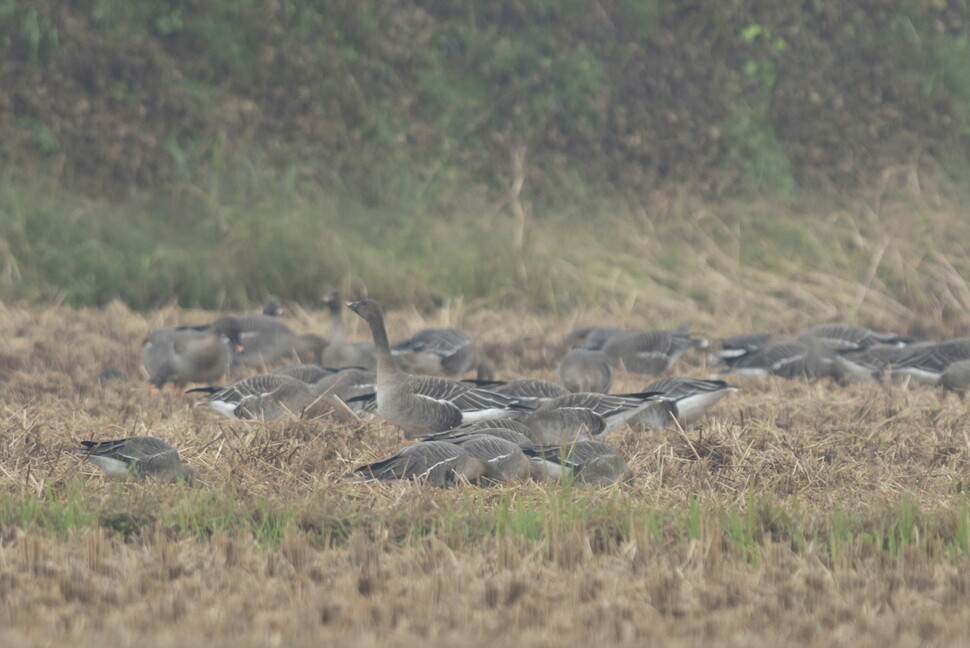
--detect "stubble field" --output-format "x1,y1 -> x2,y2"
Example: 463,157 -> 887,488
3,300 -> 970,647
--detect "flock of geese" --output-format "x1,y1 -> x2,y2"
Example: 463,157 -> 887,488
73,293 -> 970,488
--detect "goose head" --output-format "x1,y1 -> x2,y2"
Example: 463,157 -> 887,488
347,298 -> 384,326
322,289 -> 341,312
211,317 -> 245,353
262,295 -> 284,316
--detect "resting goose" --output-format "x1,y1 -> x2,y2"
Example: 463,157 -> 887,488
797,323 -> 913,351
350,441 -> 496,487
563,326 -> 625,351
312,367 -> 377,415
392,327 -> 477,376
444,434 -> 533,482
349,299 -> 534,437
189,374 -> 317,420
601,326 -> 708,375
272,363 -> 335,384
72,436 -> 198,483
463,378 -> 570,400
889,337 -> 970,385
717,339 -> 814,379
521,408 -> 607,444
526,440 -> 632,485
421,426 -> 536,450
709,332 -> 783,365
643,377 -> 739,425
940,359 -> 970,396
537,391 -> 666,435
141,317 -> 243,390
321,290 -> 378,371
558,348 -> 613,393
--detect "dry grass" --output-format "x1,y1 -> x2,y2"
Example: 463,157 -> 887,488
3,301 -> 970,646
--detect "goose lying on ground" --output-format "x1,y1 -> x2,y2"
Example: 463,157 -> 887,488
537,391 -> 666,434
643,377 -> 739,425
141,318 -> 243,390
709,333 -> 784,366
558,348 -> 613,393
392,327 -> 475,375
601,326 -> 708,375
521,408 -> 607,444
348,299 -> 534,437
189,374 -> 317,420
350,441 -> 496,487
421,427 -> 536,450
72,436 -> 198,483
889,337 -> 970,385
444,434 -> 533,482
322,290 -> 377,371
272,363 -> 335,384
526,440 -> 632,485
463,378 -> 570,400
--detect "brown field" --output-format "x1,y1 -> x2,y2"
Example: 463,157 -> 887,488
3,301 -> 970,647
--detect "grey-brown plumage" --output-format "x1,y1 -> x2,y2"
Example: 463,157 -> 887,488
602,327 -> 708,375
710,332 -> 784,366
526,440 -> 632,486
643,377 -> 739,425
890,337 -> 970,385
563,326 -> 625,351
422,427 -> 536,450
190,374 -> 316,420
455,418 -> 538,438
392,327 -> 482,377
718,340 -> 813,379
261,296 -> 285,316
558,349 -> 613,393
272,363 -> 334,384
72,436 -> 198,483
312,368 -> 377,415
940,359 -> 970,396
348,299 -> 533,437
537,391 -> 665,434
797,323 -> 913,352
446,435 -> 532,482
322,290 -> 377,371
464,379 -> 570,400
141,317 -> 243,389
522,408 -> 607,444
351,441 -> 494,487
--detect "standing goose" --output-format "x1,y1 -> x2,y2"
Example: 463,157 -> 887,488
558,348 -> 613,393
348,299 -> 533,437
350,441 -> 495,487
642,377 -> 739,425
141,317 -> 243,390
72,436 -> 198,483
601,326 -> 708,376
322,290 -> 377,371
189,374 -> 317,420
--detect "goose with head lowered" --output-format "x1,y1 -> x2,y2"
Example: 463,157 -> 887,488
72,436 -> 198,483
348,299 -> 535,437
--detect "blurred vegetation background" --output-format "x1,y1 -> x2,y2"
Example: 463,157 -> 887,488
1,0 -> 970,328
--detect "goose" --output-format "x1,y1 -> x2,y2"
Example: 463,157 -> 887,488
521,408 -> 607,444
601,326 -> 708,375
260,295 -> 285,317
322,290 -> 377,371
311,367 -> 377,415
717,339 -> 814,379
444,434 -> 533,482
536,391 -> 666,434
643,377 -> 739,425
889,337 -> 970,385
563,326 -> 625,350
709,332 -> 785,366
421,426 -> 536,450
350,441 -> 496,487
72,436 -> 198,483
141,317 -> 243,390
392,327 -> 478,377
272,363 -> 335,384
526,440 -> 632,485
348,299 -> 534,437
940,359 -> 970,397
454,418 -> 538,437
463,378 -> 570,400
797,323 -> 914,351
558,348 -> 613,393
189,374 -> 317,420
832,343 -> 932,384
